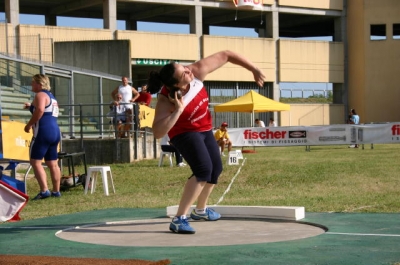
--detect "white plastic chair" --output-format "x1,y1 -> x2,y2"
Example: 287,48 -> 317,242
158,151 -> 174,167
84,166 -> 115,196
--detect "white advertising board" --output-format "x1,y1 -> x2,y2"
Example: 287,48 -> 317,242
227,123 -> 400,147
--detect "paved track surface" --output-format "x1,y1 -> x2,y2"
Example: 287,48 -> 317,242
1,208 -> 400,265
56,217 -> 325,247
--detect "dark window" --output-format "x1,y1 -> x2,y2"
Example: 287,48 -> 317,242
370,24 -> 386,40
393,24 -> 400,39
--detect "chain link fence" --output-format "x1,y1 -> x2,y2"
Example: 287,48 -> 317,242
1,19 -> 53,63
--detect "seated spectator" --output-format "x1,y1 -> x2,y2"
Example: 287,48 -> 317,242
161,134 -> 186,167
214,122 -> 232,156
347,114 -> 354,124
108,93 -> 127,138
111,77 -> 140,138
135,84 -> 152,106
255,119 -> 265,127
269,118 -> 277,127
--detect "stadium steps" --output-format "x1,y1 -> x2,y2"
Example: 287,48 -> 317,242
1,85 -> 98,133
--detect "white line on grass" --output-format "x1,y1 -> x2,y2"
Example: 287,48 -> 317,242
342,205 -> 376,212
326,232 -> 400,237
215,157 -> 247,206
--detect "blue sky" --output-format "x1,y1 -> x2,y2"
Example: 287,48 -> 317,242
6,13 -> 259,37
1,13 -> 332,96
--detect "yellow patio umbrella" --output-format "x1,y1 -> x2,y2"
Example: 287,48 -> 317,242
214,90 -> 290,126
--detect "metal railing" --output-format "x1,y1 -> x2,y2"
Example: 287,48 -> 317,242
280,88 -> 333,99
58,102 -> 147,163
58,102 -> 141,139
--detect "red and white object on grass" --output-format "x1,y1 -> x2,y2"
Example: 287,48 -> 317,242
0,180 -> 29,222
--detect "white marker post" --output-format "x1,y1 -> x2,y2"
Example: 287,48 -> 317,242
228,151 -> 239,165
236,150 -> 243,160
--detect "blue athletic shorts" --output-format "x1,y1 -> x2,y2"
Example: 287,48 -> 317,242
30,131 -> 60,161
171,130 -> 223,184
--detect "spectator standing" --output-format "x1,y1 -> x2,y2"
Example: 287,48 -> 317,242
161,134 -> 186,167
255,119 -> 265,127
349,109 -> 360,148
351,109 -> 360,125
269,117 -> 277,127
23,74 -> 61,200
347,113 -> 354,124
135,84 -> 152,106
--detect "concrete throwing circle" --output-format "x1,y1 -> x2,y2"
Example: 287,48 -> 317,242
56,218 -> 325,247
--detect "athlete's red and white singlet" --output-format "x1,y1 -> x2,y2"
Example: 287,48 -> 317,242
160,78 -> 212,139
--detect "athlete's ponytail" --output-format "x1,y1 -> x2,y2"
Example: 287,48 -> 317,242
147,62 -> 178,94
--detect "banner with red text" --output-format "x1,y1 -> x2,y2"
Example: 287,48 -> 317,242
233,0 -> 263,9
227,123 -> 400,147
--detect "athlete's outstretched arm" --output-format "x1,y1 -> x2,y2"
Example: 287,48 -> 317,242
189,50 -> 265,86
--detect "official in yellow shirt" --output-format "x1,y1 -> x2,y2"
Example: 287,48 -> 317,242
214,122 -> 232,156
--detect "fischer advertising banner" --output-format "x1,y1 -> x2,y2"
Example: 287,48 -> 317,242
227,123 -> 400,147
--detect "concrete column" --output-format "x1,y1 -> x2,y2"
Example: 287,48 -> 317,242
189,5 -> 203,36
203,24 -> 210,35
189,5 -> 202,59
5,0 -> 19,56
45,15 -> 57,26
259,12 -> 273,38
332,83 -> 344,104
125,20 -> 137,31
341,0 -> 349,119
103,0 -> 117,33
5,0 -> 19,32
270,10 -> 280,100
267,1 -> 280,124
333,17 -> 342,41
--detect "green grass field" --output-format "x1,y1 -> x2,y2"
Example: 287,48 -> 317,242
17,143 -> 400,221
